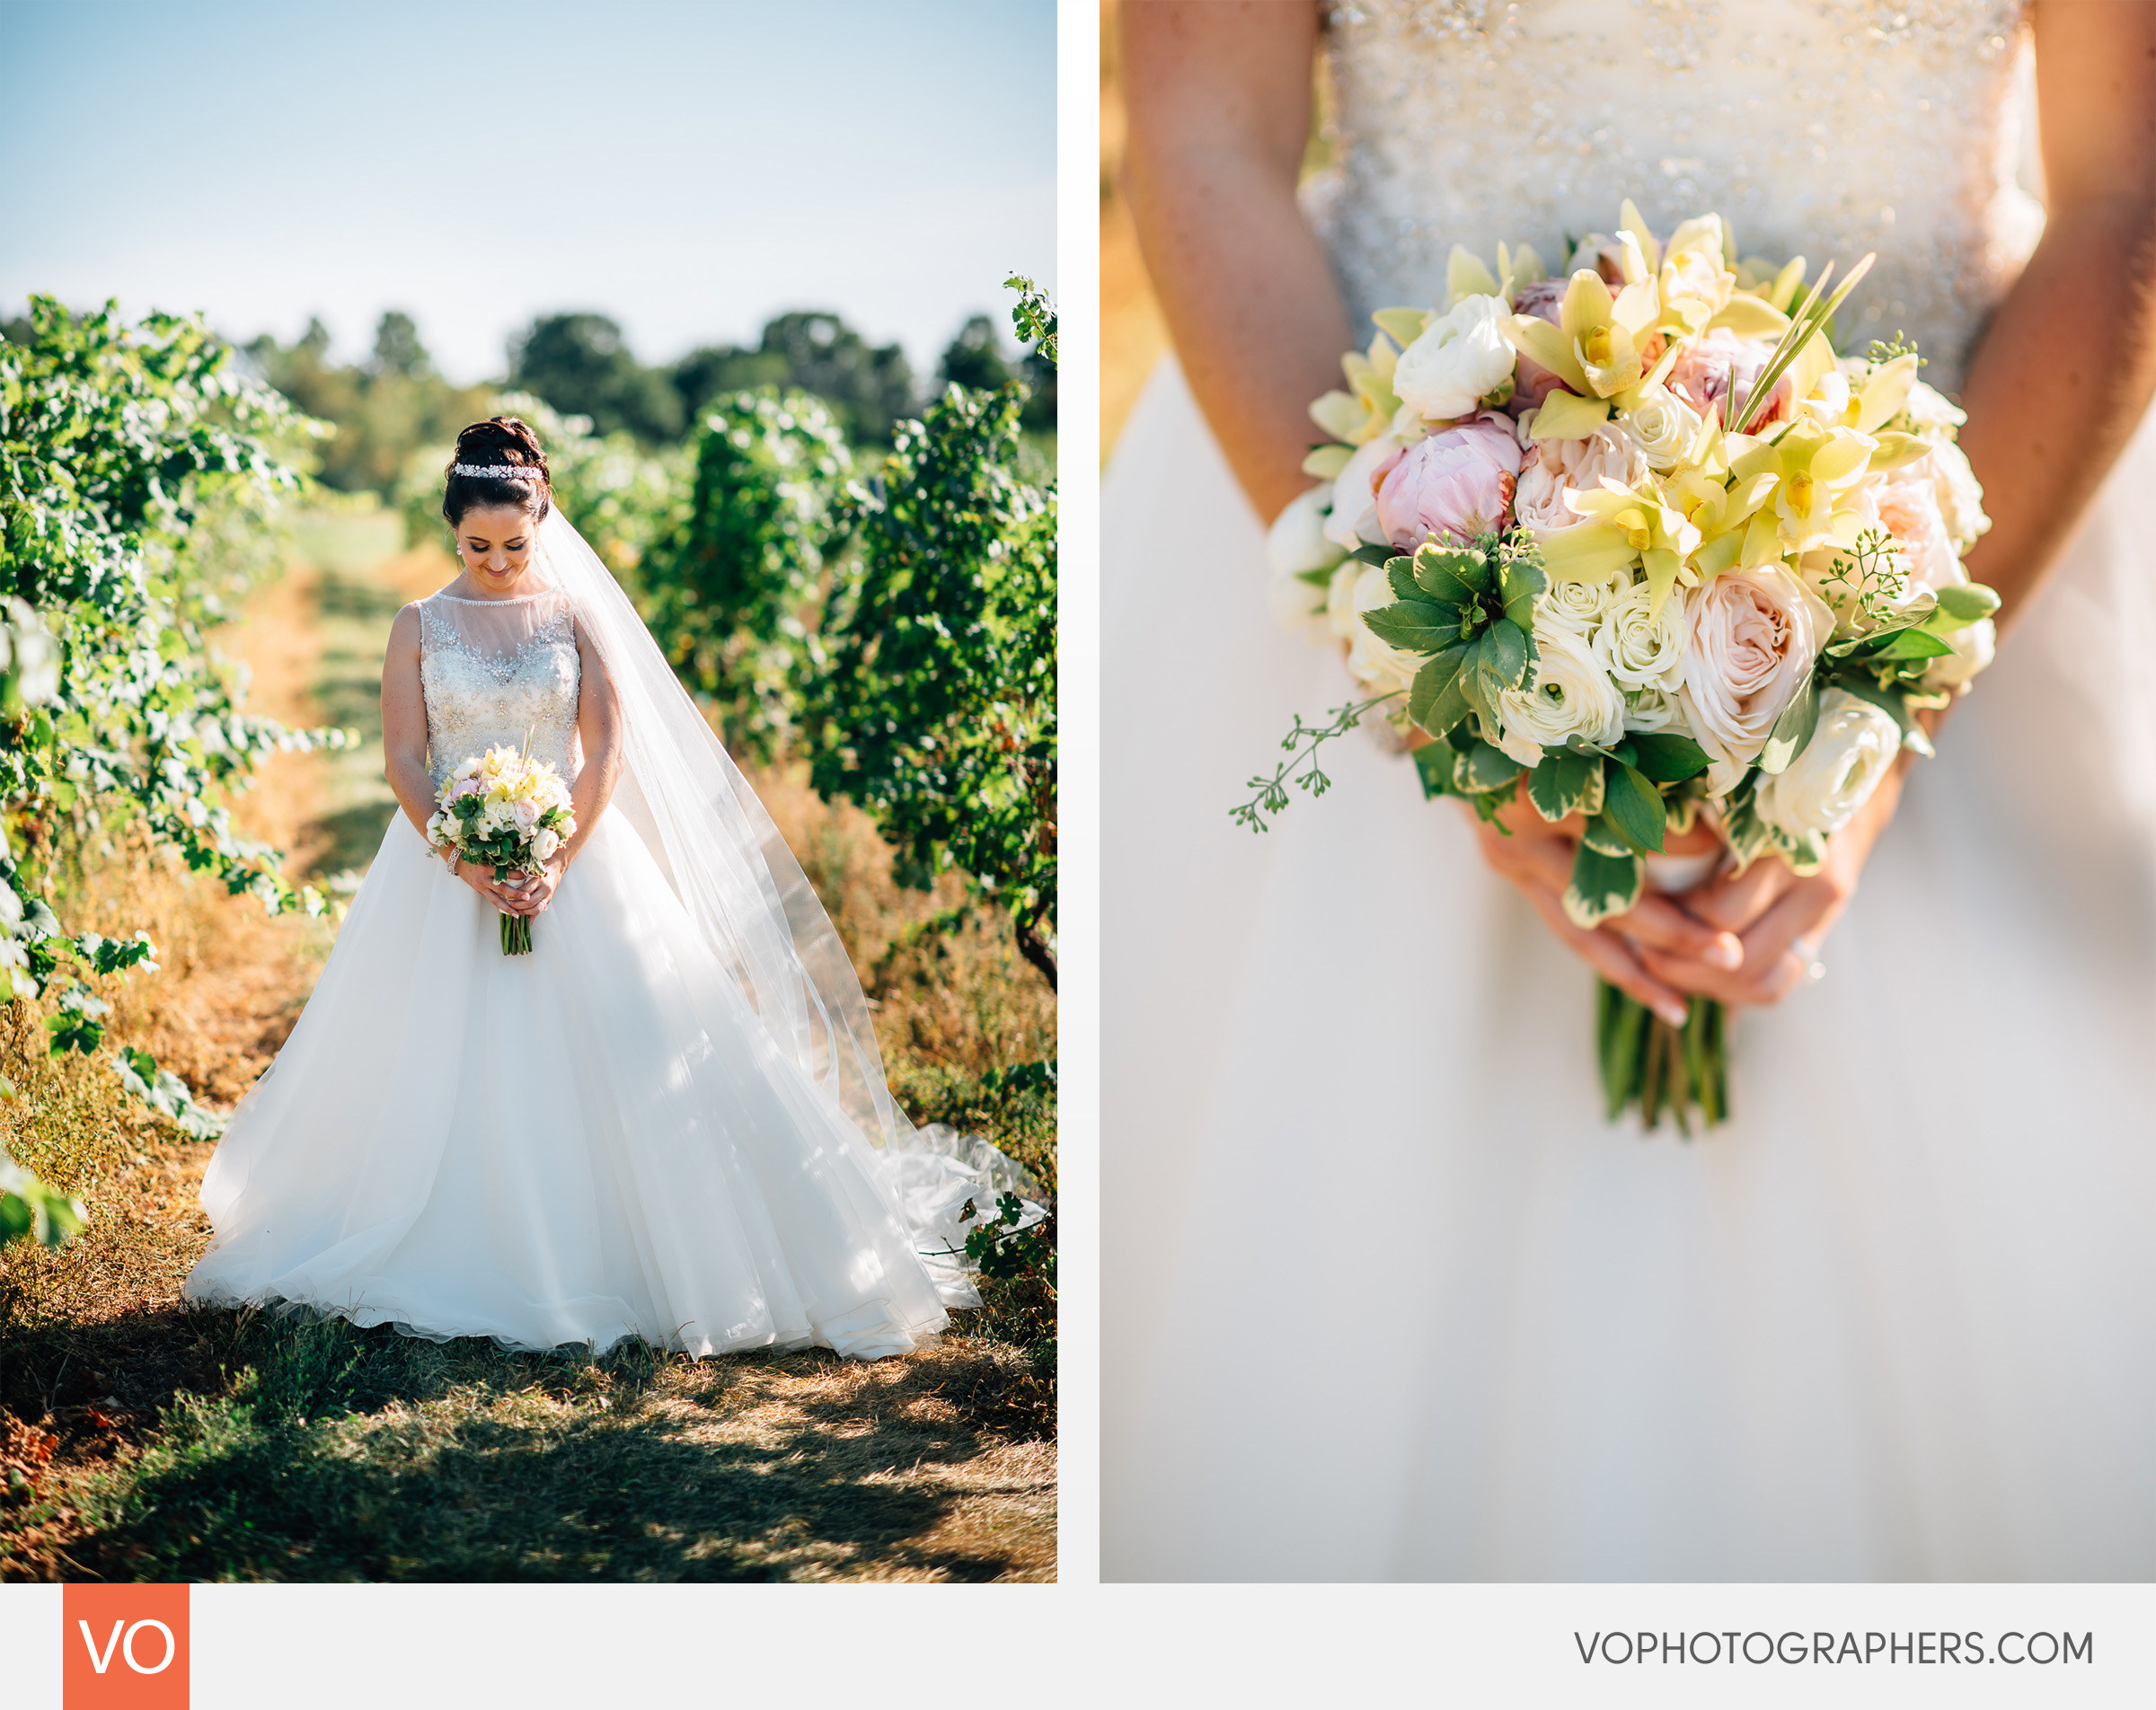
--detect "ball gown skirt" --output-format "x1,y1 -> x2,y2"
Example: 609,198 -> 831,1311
1100,358 -> 2156,1581
183,807 -> 967,1362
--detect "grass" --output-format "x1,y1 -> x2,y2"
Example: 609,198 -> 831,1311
0,514 -> 1056,1582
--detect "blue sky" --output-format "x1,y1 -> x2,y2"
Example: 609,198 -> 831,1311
3,0 -> 1056,380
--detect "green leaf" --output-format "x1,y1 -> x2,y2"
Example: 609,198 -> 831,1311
1477,617 -> 1530,699
1526,748 -> 1600,821
1386,557 -> 1421,602
1408,646 -> 1471,729
1602,762 -> 1667,852
1348,542 -> 1393,568
1411,744 -> 1456,800
1363,600 -> 1459,655
1411,542 -> 1485,604
1580,809 -> 1637,858
1414,666 -> 1474,739
1931,581 -> 2001,626
1454,740 -> 1526,792
1865,626 -> 1956,662
1624,731 -> 1712,783
1498,555 -> 1550,631
1565,841 -> 1645,929
1757,673 -> 1819,774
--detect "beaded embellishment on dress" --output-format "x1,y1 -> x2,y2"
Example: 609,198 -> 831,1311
1309,0 -> 2037,391
417,592 -> 581,789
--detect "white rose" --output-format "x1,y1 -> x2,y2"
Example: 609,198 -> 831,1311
1900,379 -> 1966,441
1535,564 -> 1633,637
1346,564 -> 1423,695
1922,614 -> 1995,692
1513,425 -> 1649,532
454,755 -> 483,781
511,798 -> 542,834
532,826 -> 561,862
1920,439 -> 1988,551
425,811 -> 451,847
1267,486 -> 1348,635
1592,581 -> 1687,693
1322,436 -> 1405,551
1491,621 -> 1626,767
1392,292 -> 1516,421
1677,565 -> 1837,796
1752,688 -> 1902,842
1619,385 -> 1704,472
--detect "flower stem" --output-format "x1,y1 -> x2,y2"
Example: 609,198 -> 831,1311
1596,980 -> 1727,1133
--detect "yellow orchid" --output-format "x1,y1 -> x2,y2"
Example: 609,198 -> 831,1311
1443,240 -> 1550,308
1727,419 -> 1877,561
1308,328 -> 1404,447
1503,267 -> 1667,436
1540,476 -> 1703,616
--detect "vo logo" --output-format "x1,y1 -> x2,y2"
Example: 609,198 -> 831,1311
62,1583 -> 188,1707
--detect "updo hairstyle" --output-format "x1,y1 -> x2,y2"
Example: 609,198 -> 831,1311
441,417 -> 552,528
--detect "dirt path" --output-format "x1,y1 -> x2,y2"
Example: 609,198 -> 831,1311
0,517 -> 1055,1582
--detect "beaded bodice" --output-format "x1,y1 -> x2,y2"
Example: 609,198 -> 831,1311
1308,0 -> 2039,391
417,588 -> 581,789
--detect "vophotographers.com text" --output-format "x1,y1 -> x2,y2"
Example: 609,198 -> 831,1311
1574,1630 -> 2094,1666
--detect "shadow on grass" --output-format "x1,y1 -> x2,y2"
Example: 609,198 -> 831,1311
6,1309 -> 1050,1583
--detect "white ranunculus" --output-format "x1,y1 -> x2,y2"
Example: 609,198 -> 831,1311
1323,560 -> 1364,641
1267,485 -> 1348,635
1592,581 -> 1687,692
454,754 -> 483,781
1622,686 -> 1690,734
1321,436 -> 1404,551
532,826 -> 561,862
425,811 -> 450,847
1491,621 -> 1626,767
1392,293 -> 1516,422
1752,688 -> 1902,842
1536,564 -> 1633,637
1922,614 -> 1995,692
1620,385 -> 1704,471
1346,564 -> 1423,696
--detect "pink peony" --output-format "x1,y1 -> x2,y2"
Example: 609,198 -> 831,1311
1666,328 -> 1785,428
1372,412 -> 1523,550
1508,278 -> 1570,411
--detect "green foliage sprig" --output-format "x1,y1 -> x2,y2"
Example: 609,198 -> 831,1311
639,391 -> 853,761
0,1143 -> 84,1249
808,287 -> 1056,989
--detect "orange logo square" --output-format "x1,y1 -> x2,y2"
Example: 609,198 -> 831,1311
62,1582 -> 189,1709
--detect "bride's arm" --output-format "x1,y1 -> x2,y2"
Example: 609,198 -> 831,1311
381,605 -> 443,844
562,621 -> 622,867
1122,1 -> 1737,1020
1120,0 -> 1349,522
1649,0 -> 2156,1007
1957,0 -> 2156,628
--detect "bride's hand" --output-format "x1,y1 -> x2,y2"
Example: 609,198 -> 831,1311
1464,791 -> 1744,1028
1640,762 -> 1906,1008
496,853 -> 566,917
445,851 -> 531,914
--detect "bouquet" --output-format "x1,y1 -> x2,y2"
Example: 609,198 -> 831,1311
1241,201 -> 1997,1131
426,741 -> 578,955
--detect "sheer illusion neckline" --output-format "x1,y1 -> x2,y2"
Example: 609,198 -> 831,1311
431,586 -> 563,605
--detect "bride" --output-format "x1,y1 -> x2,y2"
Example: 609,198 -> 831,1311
184,417 -> 1011,1361
1103,3 -> 2155,1578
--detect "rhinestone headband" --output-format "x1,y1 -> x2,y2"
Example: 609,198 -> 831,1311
451,462 -> 546,480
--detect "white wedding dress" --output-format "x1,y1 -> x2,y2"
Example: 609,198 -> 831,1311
185,566 -> 1025,1362
1103,0 -> 2154,1580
